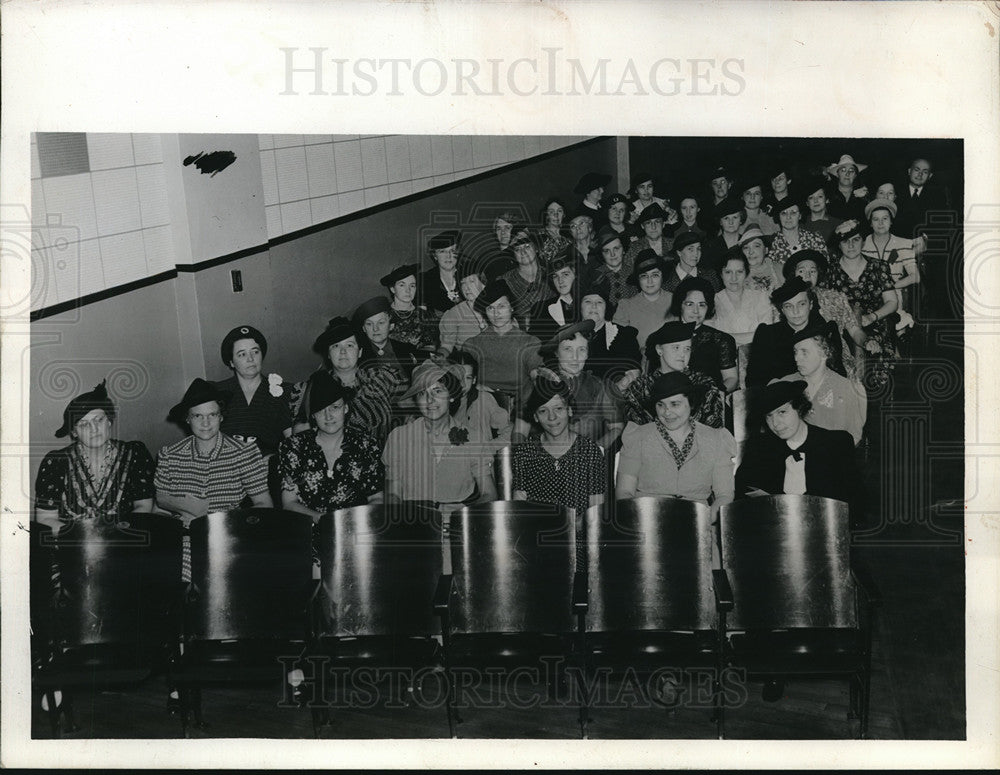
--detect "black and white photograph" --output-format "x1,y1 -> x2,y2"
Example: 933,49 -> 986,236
2,1 -> 998,770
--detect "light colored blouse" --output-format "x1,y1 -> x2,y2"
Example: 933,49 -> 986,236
712,287 -> 776,345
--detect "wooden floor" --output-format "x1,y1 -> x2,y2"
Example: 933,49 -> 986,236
27,327 -> 966,741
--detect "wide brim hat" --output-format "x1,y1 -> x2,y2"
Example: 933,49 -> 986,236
738,226 -> 768,249
629,249 -> 668,284
758,379 -> 808,414
672,230 -> 703,254
645,371 -> 706,415
55,379 -> 116,438
220,325 -> 267,367
574,172 -> 612,195
825,154 -> 868,176
782,249 -> 828,281
167,378 -> 231,424
770,275 -> 811,307
306,370 -> 356,417
790,318 -> 838,346
539,319 -> 596,355
379,263 -> 421,288
636,202 -> 667,226
427,229 -> 461,252
646,321 -> 696,349
312,316 -> 359,355
473,278 -> 513,318
864,198 -> 898,221
352,295 -> 392,326
399,359 -> 464,403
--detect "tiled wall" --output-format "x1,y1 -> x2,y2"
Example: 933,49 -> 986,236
258,134 -> 584,239
31,133 -> 173,312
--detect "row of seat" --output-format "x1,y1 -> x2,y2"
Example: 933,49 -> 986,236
29,497 -> 880,739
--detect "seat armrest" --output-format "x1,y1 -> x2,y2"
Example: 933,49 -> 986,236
573,571 -> 589,614
851,562 -> 882,608
433,574 -> 453,615
713,569 -> 734,612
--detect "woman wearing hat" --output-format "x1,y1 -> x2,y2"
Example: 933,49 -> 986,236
574,172 -> 612,229
437,265 -> 488,356
604,192 -> 640,247
612,249 -> 673,350
420,231 -> 463,316
735,380 -> 860,513
783,250 -> 866,384
578,281 -> 641,388
462,279 -> 544,408
383,360 -> 497,507
537,319 -> 623,450
527,252 -> 583,342
278,370 -> 383,522
702,198 -> 746,275
35,380 -> 156,535
353,295 -> 420,375
628,171 -> 669,224
779,321 -> 867,446
672,276 -> 739,393
291,317 -> 407,445
381,263 -> 438,354
625,203 -> 674,266
587,228 -> 640,307
737,178 -> 778,236
537,197 -> 572,268
799,175 -> 843,244
616,372 -> 735,516
822,219 -> 898,389
738,227 -> 783,294
214,325 -> 292,460
567,211 -> 601,276
663,231 -> 722,295
766,193 -> 832,272
512,377 -> 606,518
712,251 -> 776,347
824,154 -> 869,223
502,231 -> 551,328
861,198 -> 920,336
671,195 -> 707,241
447,348 -> 512,451
623,321 -> 725,429
154,379 -> 272,522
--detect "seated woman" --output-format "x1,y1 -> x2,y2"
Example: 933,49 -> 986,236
353,295 -> 419,375
278,370 -> 384,523
214,325 -> 292,462
380,263 -> 439,354
437,264 -> 488,357
783,250 -> 867,383
766,194 -> 832,272
672,276 -> 739,393
735,380 -> 860,515
527,252 -> 582,342
800,175 -> 843,244
476,210 -> 520,281
35,380 -> 155,536
447,348 -> 512,451
663,231 -> 722,294
291,317 -> 408,445
712,250 -> 776,346
671,194 -> 707,240
567,211 -> 601,273
537,197 -> 572,268
383,360 -> 498,508
862,198 -> 921,335
155,379 -> 272,523
622,321 -> 725,429
822,219 -> 898,391
604,192 -> 640,249
579,281 -> 641,389
779,321 -> 867,446
738,178 -> 778,236
512,377 -> 607,517
613,249 -> 673,350
739,226 -> 783,294
702,198 -> 746,274
538,319 -> 623,451
502,231 -> 551,328
462,278 -> 543,410
617,372 -> 735,518
420,230 -> 463,316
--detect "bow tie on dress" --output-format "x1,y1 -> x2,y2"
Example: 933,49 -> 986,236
786,447 -> 803,462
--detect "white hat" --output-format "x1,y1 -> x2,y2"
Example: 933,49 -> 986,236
825,154 -> 868,176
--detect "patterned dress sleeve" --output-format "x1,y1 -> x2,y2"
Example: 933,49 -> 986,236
236,443 -> 269,498
581,438 -> 607,498
35,449 -> 68,511
354,432 -> 386,498
124,440 -> 156,503
716,328 -> 737,371
278,434 -> 303,493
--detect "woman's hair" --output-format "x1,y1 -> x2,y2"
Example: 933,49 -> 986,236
790,391 -> 813,418
322,333 -> 361,371
447,348 -> 480,408
669,276 -> 717,320
722,252 -> 750,275
523,377 -> 575,428
802,333 -> 837,371
540,197 -> 567,227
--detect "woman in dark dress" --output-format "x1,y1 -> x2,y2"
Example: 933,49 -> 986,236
35,380 -> 155,536
420,230 -> 463,316
579,281 -> 641,390
671,275 -> 739,393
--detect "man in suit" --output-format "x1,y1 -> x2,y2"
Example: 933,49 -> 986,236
736,380 -> 861,517
893,157 -> 949,239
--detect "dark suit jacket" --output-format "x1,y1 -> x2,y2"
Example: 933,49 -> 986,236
893,182 -> 950,238
584,322 -> 641,384
735,423 -> 860,513
359,337 -> 420,378
420,266 -> 461,316
745,310 -> 844,387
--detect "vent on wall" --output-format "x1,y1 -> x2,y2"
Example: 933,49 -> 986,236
36,132 -> 90,178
